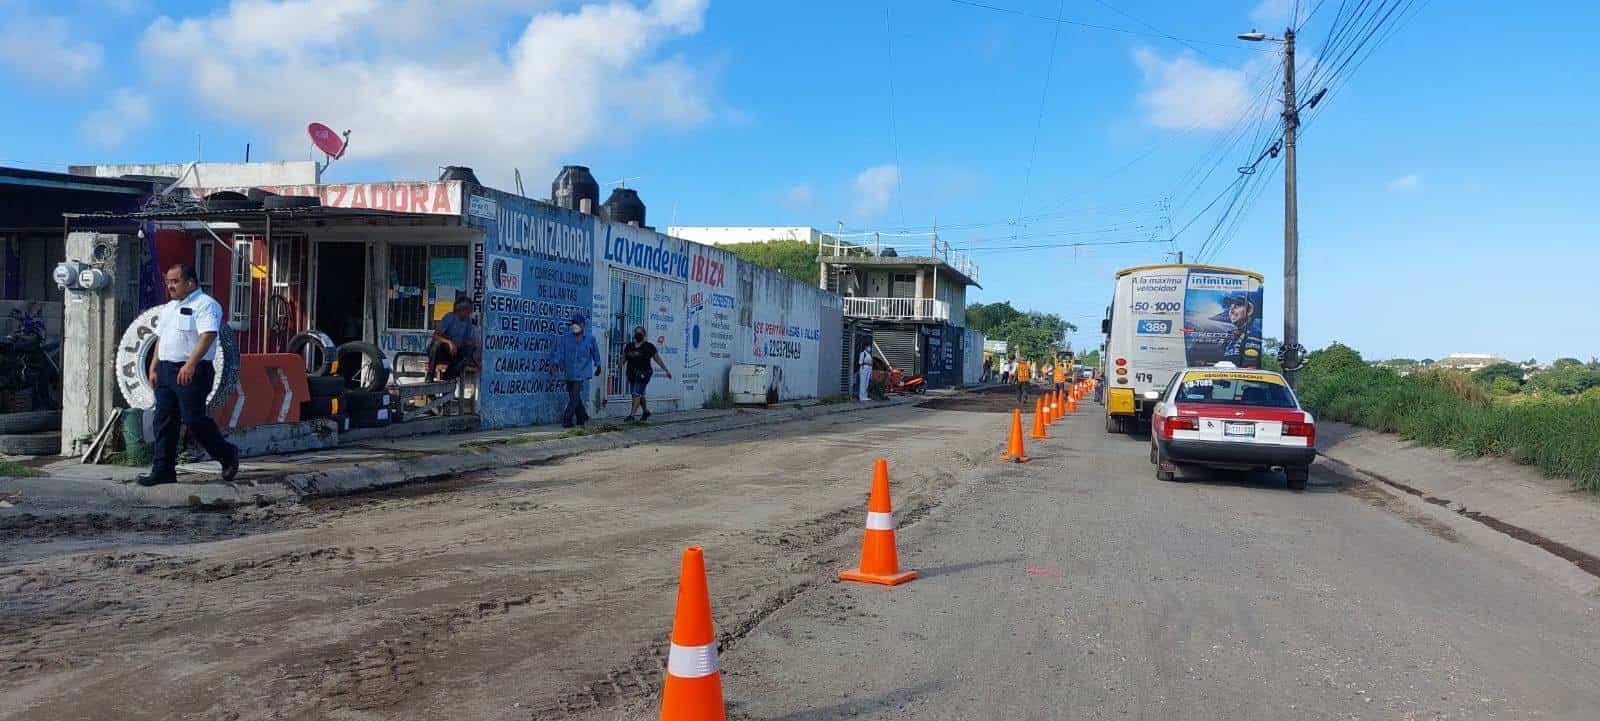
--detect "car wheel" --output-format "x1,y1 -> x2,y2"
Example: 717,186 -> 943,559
1154,442 -> 1178,482
1285,466 -> 1309,491
1106,414 -> 1122,434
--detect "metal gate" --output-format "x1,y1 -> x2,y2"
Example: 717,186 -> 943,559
605,268 -> 650,398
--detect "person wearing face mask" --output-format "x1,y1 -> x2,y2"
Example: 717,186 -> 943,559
620,325 -> 672,422
552,312 -> 603,427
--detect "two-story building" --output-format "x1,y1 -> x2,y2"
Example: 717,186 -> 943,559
818,236 -> 984,389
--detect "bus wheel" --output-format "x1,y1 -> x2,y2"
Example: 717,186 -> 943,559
1106,414 -> 1122,434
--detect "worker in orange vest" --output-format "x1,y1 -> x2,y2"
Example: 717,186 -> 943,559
1014,358 -> 1031,406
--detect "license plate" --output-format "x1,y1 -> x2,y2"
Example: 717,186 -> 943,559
1224,421 -> 1256,437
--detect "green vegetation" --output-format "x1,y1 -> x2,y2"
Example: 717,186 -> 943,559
719,240 -> 819,284
965,301 -> 1076,364
1296,343 -> 1600,493
0,460 -> 41,478
1078,349 -> 1101,369
702,390 -> 735,410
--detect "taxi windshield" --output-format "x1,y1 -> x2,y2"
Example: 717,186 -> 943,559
1176,375 -> 1297,408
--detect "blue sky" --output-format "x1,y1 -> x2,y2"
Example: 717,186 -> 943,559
2,0 -> 1596,361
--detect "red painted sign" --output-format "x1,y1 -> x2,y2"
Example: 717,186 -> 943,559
189,181 -> 462,216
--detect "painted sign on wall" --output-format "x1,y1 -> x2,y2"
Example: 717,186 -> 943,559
189,181 -> 463,216
466,189 -> 594,428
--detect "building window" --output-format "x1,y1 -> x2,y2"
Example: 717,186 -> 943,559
386,244 -> 469,331
194,239 -> 214,295
229,239 -> 253,331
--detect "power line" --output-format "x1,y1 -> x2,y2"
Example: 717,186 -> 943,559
1010,0 -> 1067,242
944,0 -> 1269,52
1086,0 -> 1229,63
884,6 -> 907,228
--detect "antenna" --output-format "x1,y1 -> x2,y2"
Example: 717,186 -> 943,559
514,168 -> 525,197
609,176 -> 641,188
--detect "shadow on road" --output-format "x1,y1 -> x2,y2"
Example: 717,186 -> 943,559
914,555 -> 1026,579
752,680 -> 946,721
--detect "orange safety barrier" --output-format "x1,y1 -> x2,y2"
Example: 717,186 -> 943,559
1000,408 -> 1030,463
660,546 -> 726,721
211,353 -> 311,432
839,459 -> 918,586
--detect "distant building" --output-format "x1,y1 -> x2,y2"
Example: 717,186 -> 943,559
666,226 -> 839,247
1435,353 -> 1508,372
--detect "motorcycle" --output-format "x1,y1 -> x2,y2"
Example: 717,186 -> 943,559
0,306 -> 62,411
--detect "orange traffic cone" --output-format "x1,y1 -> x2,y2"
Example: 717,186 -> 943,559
1068,394 -> 1078,414
840,459 -> 918,586
1043,393 -> 1055,424
1030,398 -> 1049,439
660,546 -> 725,721
999,408 -> 1030,463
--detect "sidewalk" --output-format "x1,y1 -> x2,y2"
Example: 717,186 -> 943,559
1,395 -> 926,509
1317,421 -> 1600,577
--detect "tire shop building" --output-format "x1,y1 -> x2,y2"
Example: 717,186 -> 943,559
56,166 -> 844,457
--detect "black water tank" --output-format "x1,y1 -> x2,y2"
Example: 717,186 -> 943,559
552,165 -> 600,212
880,247 -> 898,257
600,188 -> 646,226
439,166 -> 480,184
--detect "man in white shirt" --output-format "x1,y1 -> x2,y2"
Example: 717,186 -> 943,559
138,264 -> 239,486
857,345 -> 875,402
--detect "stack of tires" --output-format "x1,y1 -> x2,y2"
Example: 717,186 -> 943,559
331,341 -> 392,429
292,331 -> 348,431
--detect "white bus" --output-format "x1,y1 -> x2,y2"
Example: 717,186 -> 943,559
1099,264 -> 1266,432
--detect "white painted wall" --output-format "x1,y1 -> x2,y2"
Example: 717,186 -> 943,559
667,226 -> 837,247
70,161 -> 318,188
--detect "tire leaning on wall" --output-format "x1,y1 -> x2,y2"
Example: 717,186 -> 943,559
331,341 -> 391,394
114,306 -> 240,413
286,330 -> 336,376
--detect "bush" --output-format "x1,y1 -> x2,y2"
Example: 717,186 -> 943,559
1297,346 -> 1600,494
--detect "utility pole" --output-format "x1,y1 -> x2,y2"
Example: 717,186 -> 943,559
1281,27 -> 1300,388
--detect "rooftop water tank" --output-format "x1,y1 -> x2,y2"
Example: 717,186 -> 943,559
551,165 -> 600,213
439,166 -> 480,184
600,187 -> 646,227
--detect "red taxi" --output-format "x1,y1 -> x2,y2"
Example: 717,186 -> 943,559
1149,364 -> 1316,490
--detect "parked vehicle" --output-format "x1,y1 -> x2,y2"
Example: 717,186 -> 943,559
0,306 -> 62,411
1149,364 -> 1315,490
1100,264 -> 1265,432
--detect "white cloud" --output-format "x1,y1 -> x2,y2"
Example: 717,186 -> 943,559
1386,173 -> 1422,191
1250,0 -> 1311,29
851,164 -> 899,221
1132,48 -> 1258,131
138,0 -> 711,183
0,14 -> 104,84
80,88 -> 153,148
777,183 -> 816,212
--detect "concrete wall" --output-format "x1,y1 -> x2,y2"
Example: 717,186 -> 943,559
734,263 -> 839,402
962,327 -> 986,385
71,161 -> 318,188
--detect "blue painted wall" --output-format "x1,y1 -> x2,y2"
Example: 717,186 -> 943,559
464,187 -> 595,429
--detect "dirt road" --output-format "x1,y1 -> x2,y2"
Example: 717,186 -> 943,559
7,389 -> 1598,720
726,406 -> 1600,720
1,398 -> 1004,721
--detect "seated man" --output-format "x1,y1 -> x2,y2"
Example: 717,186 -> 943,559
430,300 -> 477,381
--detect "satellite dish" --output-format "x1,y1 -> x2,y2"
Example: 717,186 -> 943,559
307,122 -> 347,158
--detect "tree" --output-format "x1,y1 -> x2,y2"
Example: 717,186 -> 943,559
1079,349 -> 1101,369
720,240 -> 818,284
1553,357 -> 1584,369
965,302 -> 1023,335
1304,342 -> 1365,375
1472,362 -> 1524,390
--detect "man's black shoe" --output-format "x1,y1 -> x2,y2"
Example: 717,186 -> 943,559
220,452 -> 241,483
135,473 -> 176,487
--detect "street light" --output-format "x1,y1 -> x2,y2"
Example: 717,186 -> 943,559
1238,24 -> 1302,385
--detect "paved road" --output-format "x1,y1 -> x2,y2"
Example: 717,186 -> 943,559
725,406 -> 1600,720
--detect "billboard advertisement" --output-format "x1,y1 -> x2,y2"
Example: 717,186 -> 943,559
1182,269 -> 1264,368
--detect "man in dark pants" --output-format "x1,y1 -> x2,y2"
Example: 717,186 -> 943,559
552,312 -> 602,427
429,298 -> 476,381
139,264 -> 239,486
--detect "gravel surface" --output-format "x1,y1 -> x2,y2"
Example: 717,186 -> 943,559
723,409 -> 1600,720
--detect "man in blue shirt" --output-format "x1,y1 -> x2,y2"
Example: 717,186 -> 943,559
430,298 -> 476,381
552,312 -> 602,427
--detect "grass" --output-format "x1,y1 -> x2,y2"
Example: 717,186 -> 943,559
0,460 -> 41,478
1298,354 -> 1600,494
458,422 -> 628,451
702,391 -> 735,410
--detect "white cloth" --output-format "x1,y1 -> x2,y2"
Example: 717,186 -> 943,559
858,366 -> 872,401
155,289 -> 223,363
